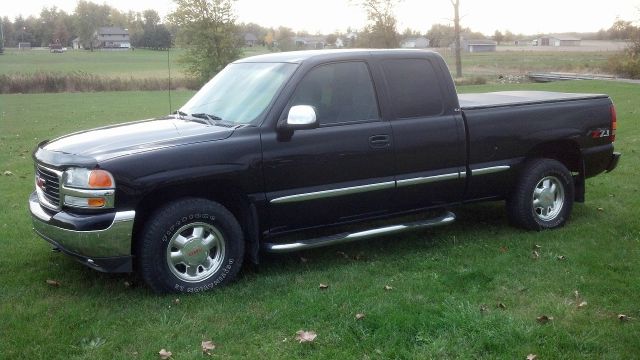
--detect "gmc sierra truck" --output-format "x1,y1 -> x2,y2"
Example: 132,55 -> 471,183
29,49 -> 621,293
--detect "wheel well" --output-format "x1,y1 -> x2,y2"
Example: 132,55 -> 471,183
131,180 -> 260,265
525,140 -> 582,173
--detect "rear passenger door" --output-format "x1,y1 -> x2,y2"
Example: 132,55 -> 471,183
380,58 -> 467,211
262,61 -> 396,233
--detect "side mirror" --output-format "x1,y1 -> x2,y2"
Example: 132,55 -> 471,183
280,105 -> 318,130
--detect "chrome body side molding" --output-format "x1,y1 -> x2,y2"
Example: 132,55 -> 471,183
262,211 -> 456,253
270,181 -> 395,204
396,172 -> 460,187
471,165 -> 511,176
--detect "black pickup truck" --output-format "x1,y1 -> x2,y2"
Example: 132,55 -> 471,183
29,49 -> 620,293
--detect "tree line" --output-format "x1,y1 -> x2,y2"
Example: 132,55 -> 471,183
0,1 -> 173,50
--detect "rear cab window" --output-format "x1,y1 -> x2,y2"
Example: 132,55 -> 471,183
381,59 -> 445,119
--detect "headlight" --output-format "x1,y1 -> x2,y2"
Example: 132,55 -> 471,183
62,168 -> 115,209
64,168 -> 115,189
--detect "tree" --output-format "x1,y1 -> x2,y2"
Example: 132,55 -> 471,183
275,26 -> 295,51
494,30 -> 503,45
355,0 -> 400,48
426,23 -> 454,48
325,33 -> 338,46
451,0 -> 462,78
168,0 -> 243,82
74,1 -> 110,50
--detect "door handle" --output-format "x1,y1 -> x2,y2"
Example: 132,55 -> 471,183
369,134 -> 390,148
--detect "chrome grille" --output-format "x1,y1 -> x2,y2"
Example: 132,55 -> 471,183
36,166 -> 62,209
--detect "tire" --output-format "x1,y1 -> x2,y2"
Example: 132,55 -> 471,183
507,159 -> 574,231
136,198 -> 244,293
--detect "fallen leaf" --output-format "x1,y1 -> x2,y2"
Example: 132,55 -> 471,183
532,250 -> 540,260
578,301 -> 588,308
46,279 -> 61,287
295,330 -> 317,343
597,207 -> 604,212
526,354 -> 537,360
533,244 -> 542,250
336,251 -> 349,259
123,281 -> 131,288
355,313 -> 365,320
574,290 -> 580,300
536,315 -> 553,324
299,257 -> 308,263
173,298 -> 180,305
3,171 -> 13,176
201,340 -> 215,353
158,349 -> 172,359
319,283 -> 329,290
499,246 -> 509,253
557,255 -> 567,261
618,314 -> 630,321
480,304 -> 489,313
497,302 -> 507,310
384,285 -> 393,291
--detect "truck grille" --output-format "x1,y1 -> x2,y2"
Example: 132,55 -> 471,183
36,166 -> 62,209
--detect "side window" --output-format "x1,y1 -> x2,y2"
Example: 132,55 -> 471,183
289,62 -> 379,125
382,59 -> 444,118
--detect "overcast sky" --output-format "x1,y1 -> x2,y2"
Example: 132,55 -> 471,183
3,0 -> 640,35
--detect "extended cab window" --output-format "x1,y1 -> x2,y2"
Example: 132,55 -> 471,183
382,59 -> 444,118
289,62 -> 379,125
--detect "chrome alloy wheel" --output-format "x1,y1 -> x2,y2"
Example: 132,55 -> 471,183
532,176 -> 565,221
165,222 -> 225,283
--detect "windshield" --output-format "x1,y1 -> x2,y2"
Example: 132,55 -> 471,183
179,62 -> 298,125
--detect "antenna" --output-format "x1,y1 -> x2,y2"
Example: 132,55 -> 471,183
167,44 -> 172,114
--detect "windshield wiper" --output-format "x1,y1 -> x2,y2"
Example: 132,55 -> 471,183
191,113 -> 224,125
173,110 -> 188,119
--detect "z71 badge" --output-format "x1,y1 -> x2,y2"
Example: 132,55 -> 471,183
589,128 -> 611,138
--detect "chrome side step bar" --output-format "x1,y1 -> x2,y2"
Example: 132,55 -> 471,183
262,211 -> 456,253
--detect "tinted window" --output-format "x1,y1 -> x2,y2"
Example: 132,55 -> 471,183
382,59 -> 444,118
289,62 -> 379,125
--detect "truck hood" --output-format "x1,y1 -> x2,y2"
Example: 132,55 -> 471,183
35,117 -> 235,167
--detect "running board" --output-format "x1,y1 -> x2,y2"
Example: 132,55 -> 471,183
262,211 -> 456,253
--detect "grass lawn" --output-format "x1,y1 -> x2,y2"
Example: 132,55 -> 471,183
0,81 -> 638,359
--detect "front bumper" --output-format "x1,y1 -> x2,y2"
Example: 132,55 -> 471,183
29,192 -> 135,273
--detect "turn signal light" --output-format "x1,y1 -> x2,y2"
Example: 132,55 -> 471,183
88,198 -> 106,207
610,104 -> 617,142
89,170 -> 114,188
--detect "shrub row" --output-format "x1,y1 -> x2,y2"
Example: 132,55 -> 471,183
0,72 -> 201,94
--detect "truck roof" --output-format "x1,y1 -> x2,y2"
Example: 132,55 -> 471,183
235,49 -> 441,64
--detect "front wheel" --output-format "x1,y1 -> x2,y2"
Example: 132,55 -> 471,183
137,198 -> 244,293
507,159 -> 575,230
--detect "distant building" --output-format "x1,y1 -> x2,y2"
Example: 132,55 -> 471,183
514,39 -> 534,46
18,42 -> 31,50
72,37 -> 81,50
93,27 -> 130,50
244,33 -> 258,47
454,39 -> 497,52
401,37 -> 430,48
535,35 -> 581,47
293,36 -> 325,49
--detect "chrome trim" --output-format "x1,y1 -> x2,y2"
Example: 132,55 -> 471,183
396,172 -> 460,187
61,186 -> 116,208
29,192 -> 135,257
263,211 -> 456,253
270,181 -> 395,204
460,170 -> 467,179
35,165 -> 63,211
472,165 -> 511,176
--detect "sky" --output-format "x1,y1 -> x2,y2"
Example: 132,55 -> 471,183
3,0 -> 640,36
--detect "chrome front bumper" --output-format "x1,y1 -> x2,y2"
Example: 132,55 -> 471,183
29,192 -> 135,272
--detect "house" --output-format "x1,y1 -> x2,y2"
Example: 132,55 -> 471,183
244,33 -> 258,47
535,35 -> 581,47
72,37 -> 81,50
514,39 -> 533,46
93,27 -> 130,50
293,36 -> 325,49
454,39 -> 497,52
401,37 -> 430,48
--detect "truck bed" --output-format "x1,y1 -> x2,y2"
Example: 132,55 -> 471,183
458,91 -> 608,110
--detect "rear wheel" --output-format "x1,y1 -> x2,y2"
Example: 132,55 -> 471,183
137,198 -> 244,293
507,159 -> 574,230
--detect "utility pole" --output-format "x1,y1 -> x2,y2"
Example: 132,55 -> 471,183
0,19 -> 4,54
451,0 -> 462,78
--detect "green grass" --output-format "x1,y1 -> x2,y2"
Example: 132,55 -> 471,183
438,50 -> 615,77
0,81 -> 638,359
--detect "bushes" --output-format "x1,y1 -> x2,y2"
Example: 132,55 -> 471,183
0,72 -> 200,94
608,40 -> 640,79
